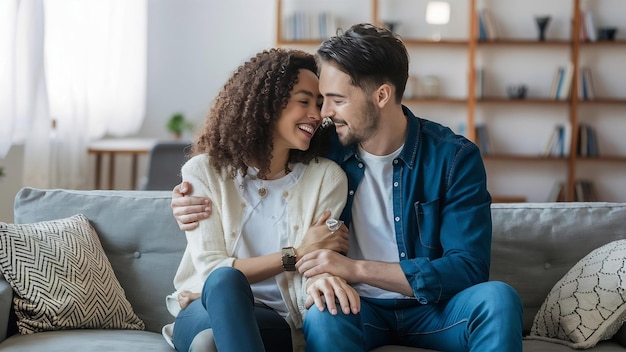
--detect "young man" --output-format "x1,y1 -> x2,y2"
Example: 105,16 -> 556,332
171,23 -> 523,351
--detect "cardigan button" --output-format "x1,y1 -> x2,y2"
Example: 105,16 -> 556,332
133,251 -> 141,258
544,263 -> 551,270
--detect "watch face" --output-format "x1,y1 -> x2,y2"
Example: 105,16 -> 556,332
282,247 -> 296,271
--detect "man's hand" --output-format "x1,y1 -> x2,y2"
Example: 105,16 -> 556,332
297,249 -> 355,281
305,274 -> 360,315
298,211 -> 349,257
171,181 -> 212,231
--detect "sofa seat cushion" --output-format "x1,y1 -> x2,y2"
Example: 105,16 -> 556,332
0,214 -> 144,334
0,329 -> 172,352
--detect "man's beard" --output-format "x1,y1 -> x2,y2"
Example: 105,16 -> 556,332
338,100 -> 379,147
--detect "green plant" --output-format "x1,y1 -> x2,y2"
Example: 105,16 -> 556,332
166,113 -> 194,139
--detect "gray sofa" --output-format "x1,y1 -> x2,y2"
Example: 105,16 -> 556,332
1,187 -> 626,351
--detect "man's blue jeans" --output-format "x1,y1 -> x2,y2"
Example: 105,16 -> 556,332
303,281 -> 523,352
172,267 -> 292,352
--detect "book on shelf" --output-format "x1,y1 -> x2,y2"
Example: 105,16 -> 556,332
475,124 -> 492,155
477,9 -> 498,41
547,181 -> 565,202
282,11 -> 336,41
579,66 -> 596,101
577,123 -> 600,157
549,67 -> 563,99
574,180 -> 596,202
543,123 -> 571,157
556,62 -> 574,100
583,11 -> 597,42
475,67 -> 484,99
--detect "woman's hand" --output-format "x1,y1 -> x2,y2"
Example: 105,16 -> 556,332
297,211 -> 349,258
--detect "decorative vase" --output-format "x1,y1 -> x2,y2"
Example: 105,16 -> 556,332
535,16 -> 551,41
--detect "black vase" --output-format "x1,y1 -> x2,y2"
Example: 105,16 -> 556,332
535,16 -> 551,41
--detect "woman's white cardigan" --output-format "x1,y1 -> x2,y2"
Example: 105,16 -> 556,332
166,153 -> 348,351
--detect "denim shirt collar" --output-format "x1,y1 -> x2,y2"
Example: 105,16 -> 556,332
339,105 -> 420,169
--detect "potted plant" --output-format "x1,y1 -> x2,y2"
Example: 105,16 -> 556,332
166,113 -> 194,140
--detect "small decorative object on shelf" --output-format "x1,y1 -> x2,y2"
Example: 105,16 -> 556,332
383,21 -> 399,34
0,166 -> 5,180
166,113 -> 194,140
506,84 -> 528,99
420,75 -> 441,98
597,27 -> 617,41
403,75 -> 418,99
534,15 -> 551,41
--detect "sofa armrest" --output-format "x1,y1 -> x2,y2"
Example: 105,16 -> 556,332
0,273 -> 12,343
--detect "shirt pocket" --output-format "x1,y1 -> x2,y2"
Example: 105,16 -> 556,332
414,199 -> 441,250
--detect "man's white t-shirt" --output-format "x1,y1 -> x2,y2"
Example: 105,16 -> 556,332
349,145 -> 409,299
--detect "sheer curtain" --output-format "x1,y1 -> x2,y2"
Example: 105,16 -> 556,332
0,0 -> 147,188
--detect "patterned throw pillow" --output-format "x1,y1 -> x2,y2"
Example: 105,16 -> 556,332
529,239 -> 626,349
0,214 -> 144,334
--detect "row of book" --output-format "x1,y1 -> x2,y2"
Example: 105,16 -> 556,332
580,11 -> 598,42
476,123 -> 599,157
577,123 -> 599,157
544,124 -> 571,157
544,123 -> 600,157
547,180 -> 596,202
477,9 -> 499,41
281,12 -> 337,41
549,63 -> 574,100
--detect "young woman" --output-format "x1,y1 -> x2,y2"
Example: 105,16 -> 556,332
164,48 -> 353,352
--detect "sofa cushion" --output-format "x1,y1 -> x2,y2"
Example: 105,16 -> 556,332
12,188 -> 186,333
489,202 -> 626,334
0,214 -> 144,334
0,329 -> 172,352
528,239 -> 626,349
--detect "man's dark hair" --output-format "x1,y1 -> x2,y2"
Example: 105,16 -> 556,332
317,23 -> 409,102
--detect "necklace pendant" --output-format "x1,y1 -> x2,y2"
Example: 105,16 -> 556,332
258,187 -> 267,197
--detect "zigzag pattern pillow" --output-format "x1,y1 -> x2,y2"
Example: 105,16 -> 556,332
0,214 -> 144,334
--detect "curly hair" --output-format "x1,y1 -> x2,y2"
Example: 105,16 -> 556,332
193,48 -> 331,179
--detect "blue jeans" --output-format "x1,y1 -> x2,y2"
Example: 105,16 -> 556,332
303,281 -> 523,352
172,267 -> 292,352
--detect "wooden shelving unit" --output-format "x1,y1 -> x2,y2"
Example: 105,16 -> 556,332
275,0 -> 626,202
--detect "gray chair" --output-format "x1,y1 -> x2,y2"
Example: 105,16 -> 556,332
141,141 -> 191,190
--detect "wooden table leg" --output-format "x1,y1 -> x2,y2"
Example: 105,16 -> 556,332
108,152 -> 115,190
95,153 -> 102,189
131,154 -> 138,190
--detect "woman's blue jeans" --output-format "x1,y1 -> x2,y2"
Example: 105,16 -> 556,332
303,281 -> 523,352
172,267 -> 292,352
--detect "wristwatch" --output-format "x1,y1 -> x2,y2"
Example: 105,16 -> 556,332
281,247 -> 297,271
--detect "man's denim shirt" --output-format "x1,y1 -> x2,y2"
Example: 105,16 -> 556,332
326,106 -> 492,304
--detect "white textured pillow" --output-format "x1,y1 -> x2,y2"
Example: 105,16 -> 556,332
0,214 -> 144,334
529,239 -> 626,349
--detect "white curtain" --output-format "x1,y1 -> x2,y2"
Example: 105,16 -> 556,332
45,0 -> 147,188
0,0 -> 48,157
0,0 -> 147,188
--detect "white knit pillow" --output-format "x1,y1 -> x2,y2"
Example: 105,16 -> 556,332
0,214 -> 144,334
528,239 -> 626,349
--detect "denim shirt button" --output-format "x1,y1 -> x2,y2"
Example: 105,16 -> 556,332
358,163 -> 364,168
349,190 -> 355,196
400,252 -> 406,258
393,181 -> 398,187
395,216 -> 400,222
393,159 -> 398,165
